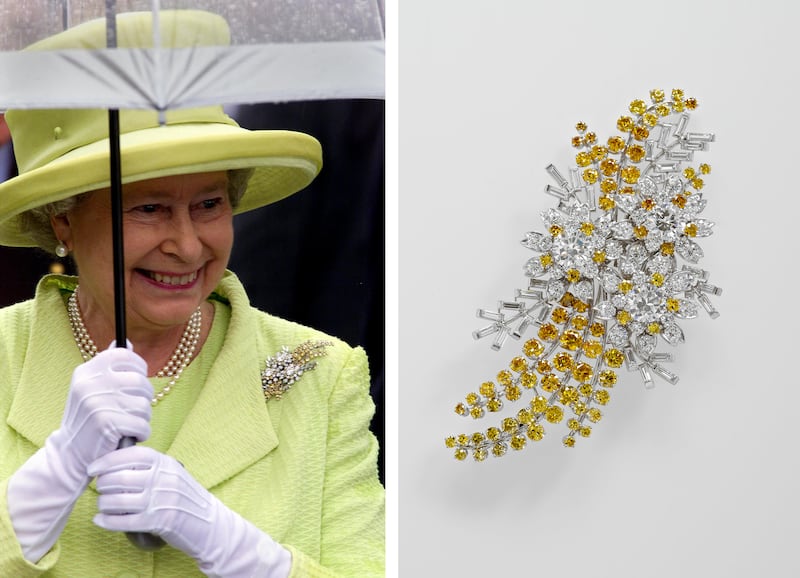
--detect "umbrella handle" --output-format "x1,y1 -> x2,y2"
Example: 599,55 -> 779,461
117,436 -> 167,551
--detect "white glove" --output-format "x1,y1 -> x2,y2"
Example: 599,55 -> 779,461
7,345 -> 153,563
89,446 -> 291,578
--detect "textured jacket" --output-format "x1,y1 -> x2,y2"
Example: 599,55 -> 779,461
0,272 -> 385,577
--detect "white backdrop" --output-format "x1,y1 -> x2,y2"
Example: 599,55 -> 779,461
399,0 -> 799,576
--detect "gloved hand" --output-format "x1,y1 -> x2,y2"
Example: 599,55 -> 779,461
89,446 -> 291,578
7,345 -> 153,563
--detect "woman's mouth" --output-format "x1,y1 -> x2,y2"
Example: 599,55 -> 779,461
139,269 -> 200,288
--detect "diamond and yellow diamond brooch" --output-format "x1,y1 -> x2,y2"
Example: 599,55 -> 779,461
261,340 -> 332,400
445,88 -> 721,461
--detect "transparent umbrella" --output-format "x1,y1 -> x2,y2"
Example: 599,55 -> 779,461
0,0 -> 384,550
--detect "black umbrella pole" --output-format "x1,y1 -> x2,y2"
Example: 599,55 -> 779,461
108,109 -> 166,551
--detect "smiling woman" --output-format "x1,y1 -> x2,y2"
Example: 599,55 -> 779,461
0,10 -> 384,578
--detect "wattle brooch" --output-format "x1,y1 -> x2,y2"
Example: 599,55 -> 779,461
445,88 -> 721,461
261,340 -> 332,400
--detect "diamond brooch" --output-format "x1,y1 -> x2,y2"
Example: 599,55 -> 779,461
445,89 -> 721,461
261,340 -> 332,401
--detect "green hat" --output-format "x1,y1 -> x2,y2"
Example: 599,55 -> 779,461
0,10 -> 322,247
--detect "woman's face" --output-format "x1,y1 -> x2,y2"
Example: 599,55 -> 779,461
53,171 -> 234,336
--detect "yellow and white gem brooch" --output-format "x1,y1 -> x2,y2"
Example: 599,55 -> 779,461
445,89 -> 721,461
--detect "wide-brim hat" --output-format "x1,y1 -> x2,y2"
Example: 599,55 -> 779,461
0,10 -> 322,248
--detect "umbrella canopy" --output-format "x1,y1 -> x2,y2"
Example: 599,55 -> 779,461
0,0 -> 385,111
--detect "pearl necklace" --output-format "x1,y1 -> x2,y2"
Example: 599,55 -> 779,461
67,287 -> 202,406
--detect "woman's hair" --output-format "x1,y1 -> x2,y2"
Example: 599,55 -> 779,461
20,168 -> 252,255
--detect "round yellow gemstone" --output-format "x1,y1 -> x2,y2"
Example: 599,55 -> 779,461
575,121 -> 588,131
594,390 -> 611,405
471,432 -> 485,444
650,89 -> 665,102
598,196 -> 616,211
486,427 -> 501,441
584,132 -> 597,144
559,329 -> 583,351
479,381 -> 495,396
685,97 -> 698,110
457,434 -> 469,445
531,396 -> 548,413
510,435 -> 527,451
578,383 -> 594,397
540,253 -> 553,267
651,273 -> 664,286
553,352 -> 574,372
607,135 -> 626,153
502,417 -> 519,433
536,359 -> 552,374
641,198 -> 656,211
666,298 -> 680,312
563,435 -> 576,448
672,100 -> 685,112
631,125 -> 649,141
684,223 -> 698,237
538,323 -> 559,341
517,408 -> 533,424
454,448 -> 468,460
590,322 -> 605,337
580,426 -> 592,438
618,280 -> 633,293
582,168 -> 599,184
497,370 -> 513,385
505,385 -> 522,401
575,151 -> 592,167
633,225 -> 648,239
572,136 -> 584,148
599,370 -> 617,387
573,362 -> 593,383
671,88 -> 685,101
549,224 -> 563,237
473,447 -> 488,462
487,398 -> 502,412
492,443 -> 507,457
590,145 -> 608,161
551,307 -> 569,324
691,177 -> 704,190
617,116 -> 634,132
647,322 -> 661,334
445,436 -> 456,448
600,178 -> 617,194
661,242 -> 675,255
616,310 -> 632,325
604,349 -> 625,368
593,250 -> 606,263
643,112 -> 658,127
620,166 -> 641,184
572,401 -> 587,415
520,371 -> 538,388
600,158 -> 619,176
580,222 -> 595,235
455,403 -> 468,416
541,374 -> 560,392
573,300 -> 589,313
588,408 -> 603,422
583,340 -> 603,358
545,406 -> 564,423
700,163 -> 711,174
527,424 -> 545,441
560,386 -> 579,404
524,338 -> 545,357
565,269 -> 581,283
627,144 -> 646,162
466,392 -> 479,406
656,104 -> 670,116
560,292 -> 576,308
510,356 -> 528,372
683,167 -> 696,179
629,99 -> 647,115
672,195 -> 687,209
470,406 -> 484,419
567,418 -> 581,431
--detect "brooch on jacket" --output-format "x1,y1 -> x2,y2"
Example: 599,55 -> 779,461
261,340 -> 333,400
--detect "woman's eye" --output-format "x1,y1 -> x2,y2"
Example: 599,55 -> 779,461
198,197 -> 223,210
136,204 -> 159,213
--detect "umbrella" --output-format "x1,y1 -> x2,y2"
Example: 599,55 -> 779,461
0,0 -> 384,550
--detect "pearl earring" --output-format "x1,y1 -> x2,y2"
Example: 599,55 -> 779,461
55,241 -> 69,258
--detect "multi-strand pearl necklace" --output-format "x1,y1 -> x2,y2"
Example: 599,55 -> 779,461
67,287 -> 202,406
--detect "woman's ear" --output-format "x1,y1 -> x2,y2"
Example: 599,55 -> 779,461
50,213 -> 72,248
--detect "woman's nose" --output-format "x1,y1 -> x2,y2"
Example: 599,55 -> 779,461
160,213 -> 202,261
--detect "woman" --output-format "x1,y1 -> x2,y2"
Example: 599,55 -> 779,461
0,10 -> 384,578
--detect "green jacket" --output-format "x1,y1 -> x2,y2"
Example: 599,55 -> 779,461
0,273 -> 384,577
